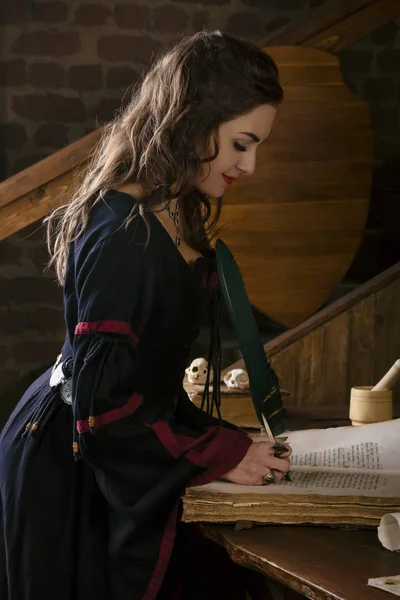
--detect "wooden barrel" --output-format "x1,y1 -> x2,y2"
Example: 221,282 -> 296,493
218,46 -> 372,328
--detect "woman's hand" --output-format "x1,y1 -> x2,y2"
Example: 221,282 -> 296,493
222,441 -> 292,486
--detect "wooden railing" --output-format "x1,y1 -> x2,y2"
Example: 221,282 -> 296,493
225,261 -> 400,406
0,130 -> 101,241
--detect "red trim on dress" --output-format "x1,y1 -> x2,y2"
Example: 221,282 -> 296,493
146,421 -> 252,486
142,499 -> 180,600
75,320 -> 139,347
76,392 -> 143,434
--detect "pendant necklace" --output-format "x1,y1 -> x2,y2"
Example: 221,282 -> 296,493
165,199 -> 181,247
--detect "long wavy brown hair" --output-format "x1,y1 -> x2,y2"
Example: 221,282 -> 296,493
46,30 -> 283,284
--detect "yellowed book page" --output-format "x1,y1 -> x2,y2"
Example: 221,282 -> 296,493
191,419 -> 400,498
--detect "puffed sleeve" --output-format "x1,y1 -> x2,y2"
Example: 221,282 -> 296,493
71,212 -> 252,503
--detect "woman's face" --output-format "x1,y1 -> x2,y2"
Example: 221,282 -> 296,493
195,103 -> 277,198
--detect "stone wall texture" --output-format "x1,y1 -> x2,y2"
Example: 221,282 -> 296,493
0,0 -> 399,413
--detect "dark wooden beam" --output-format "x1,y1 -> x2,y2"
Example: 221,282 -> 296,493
268,0 -> 400,53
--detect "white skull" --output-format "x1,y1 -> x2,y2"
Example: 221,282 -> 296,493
223,368 -> 249,390
185,358 -> 210,385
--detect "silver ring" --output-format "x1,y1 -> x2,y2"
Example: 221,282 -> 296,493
263,470 -> 276,485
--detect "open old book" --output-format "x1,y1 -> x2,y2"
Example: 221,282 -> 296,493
183,419 -> 400,527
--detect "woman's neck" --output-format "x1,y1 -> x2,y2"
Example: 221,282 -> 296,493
113,182 -> 179,213
113,182 -> 148,201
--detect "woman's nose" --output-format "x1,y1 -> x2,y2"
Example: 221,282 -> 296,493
237,152 -> 256,176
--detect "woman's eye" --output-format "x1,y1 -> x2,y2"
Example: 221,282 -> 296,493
234,142 -> 247,152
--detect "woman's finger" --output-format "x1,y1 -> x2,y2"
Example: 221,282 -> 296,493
272,469 -> 285,483
265,456 -> 290,473
273,443 -> 292,458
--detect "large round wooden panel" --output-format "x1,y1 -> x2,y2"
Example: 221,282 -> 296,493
218,46 -> 372,328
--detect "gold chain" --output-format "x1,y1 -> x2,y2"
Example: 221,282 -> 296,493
165,199 -> 181,247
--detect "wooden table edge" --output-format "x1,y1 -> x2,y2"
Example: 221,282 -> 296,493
201,525 -> 343,600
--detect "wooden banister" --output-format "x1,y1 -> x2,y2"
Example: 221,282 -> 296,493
0,129 -> 101,241
224,261 -> 400,407
225,260 -> 400,371
267,260 -> 400,358
0,129 -> 101,211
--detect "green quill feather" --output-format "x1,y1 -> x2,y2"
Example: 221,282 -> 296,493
216,239 -> 286,437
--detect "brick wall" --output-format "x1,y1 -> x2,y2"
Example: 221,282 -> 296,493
339,21 -> 400,166
339,22 -> 400,281
0,0 -> 399,414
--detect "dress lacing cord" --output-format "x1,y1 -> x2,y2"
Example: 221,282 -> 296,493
199,288 -> 222,426
21,388 -> 59,439
73,337 -> 110,461
21,357 -> 74,440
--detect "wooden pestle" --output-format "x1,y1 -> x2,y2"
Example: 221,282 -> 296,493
371,359 -> 400,392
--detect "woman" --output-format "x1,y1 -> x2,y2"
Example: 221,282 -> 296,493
0,31 -> 291,600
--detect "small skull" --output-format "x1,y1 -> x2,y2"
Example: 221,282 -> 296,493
223,368 -> 249,390
185,358 -> 210,385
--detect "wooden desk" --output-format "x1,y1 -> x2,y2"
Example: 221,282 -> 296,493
203,525 -> 400,600
202,407 -> 400,599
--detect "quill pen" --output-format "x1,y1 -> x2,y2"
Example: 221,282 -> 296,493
215,239 -> 286,439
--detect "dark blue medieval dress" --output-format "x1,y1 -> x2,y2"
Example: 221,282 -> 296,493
0,190 -> 252,600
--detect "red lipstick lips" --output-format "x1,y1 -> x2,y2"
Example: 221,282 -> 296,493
223,174 -> 235,184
